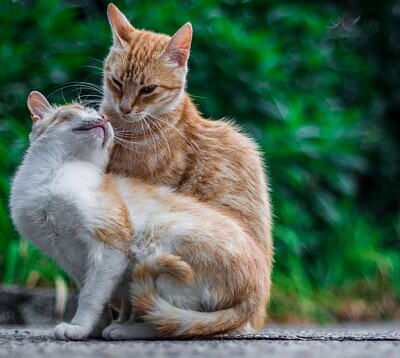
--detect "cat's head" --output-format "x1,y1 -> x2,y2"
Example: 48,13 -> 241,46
101,3 -> 192,124
27,91 -> 113,167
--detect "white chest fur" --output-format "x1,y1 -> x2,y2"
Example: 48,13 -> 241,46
10,145 -> 103,285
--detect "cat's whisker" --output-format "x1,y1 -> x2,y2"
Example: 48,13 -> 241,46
189,94 -> 208,100
60,91 -> 67,106
76,93 -> 102,102
78,94 -> 104,100
69,82 -> 104,95
113,129 -> 143,137
47,84 -> 104,103
141,117 -> 158,148
55,81 -> 103,93
139,118 -> 145,141
116,115 -> 138,124
80,93 -> 103,97
113,136 -> 146,154
88,57 -> 104,65
80,100 -> 101,107
75,82 -> 103,95
81,65 -> 104,72
146,113 -> 199,153
113,134 -> 149,146
145,115 -> 172,159
113,128 -> 134,135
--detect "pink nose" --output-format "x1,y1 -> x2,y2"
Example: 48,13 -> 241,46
100,113 -> 108,122
119,104 -> 131,115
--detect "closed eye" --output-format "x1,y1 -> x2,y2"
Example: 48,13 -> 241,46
140,85 -> 157,95
111,76 -> 123,90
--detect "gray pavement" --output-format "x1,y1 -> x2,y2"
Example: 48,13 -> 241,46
0,323 -> 399,357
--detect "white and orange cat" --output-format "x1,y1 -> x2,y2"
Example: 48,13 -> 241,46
101,4 -> 273,330
10,92 -> 269,340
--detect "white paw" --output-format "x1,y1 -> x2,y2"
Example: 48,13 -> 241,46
102,322 -> 127,340
54,322 -> 89,341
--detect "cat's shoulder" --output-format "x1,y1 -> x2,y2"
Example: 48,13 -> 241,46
196,116 -> 262,155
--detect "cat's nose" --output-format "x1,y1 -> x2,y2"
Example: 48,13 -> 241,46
100,113 -> 109,122
119,104 -> 132,115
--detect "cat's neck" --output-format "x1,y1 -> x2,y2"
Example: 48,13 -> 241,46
25,139 -> 69,174
23,139 -> 103,181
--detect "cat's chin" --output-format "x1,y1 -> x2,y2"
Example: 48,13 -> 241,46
102,122 -> 114,148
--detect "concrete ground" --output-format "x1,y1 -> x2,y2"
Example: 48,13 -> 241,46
0,323 -> 399,358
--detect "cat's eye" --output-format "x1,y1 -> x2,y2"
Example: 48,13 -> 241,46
140,85 -> 157,95
111,76 -> 123,90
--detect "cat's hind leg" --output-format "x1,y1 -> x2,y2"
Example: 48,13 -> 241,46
118,299 -> 133,323
103,320 -> 157,340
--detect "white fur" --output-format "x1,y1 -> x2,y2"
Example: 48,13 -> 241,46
11,103 -> 254,340
10,106 -> 127,340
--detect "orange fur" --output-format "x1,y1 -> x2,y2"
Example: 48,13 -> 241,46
91,166 -> 270,337
131,250 -> 266,337
95,174 -> 134,254
101,3 -> 273,329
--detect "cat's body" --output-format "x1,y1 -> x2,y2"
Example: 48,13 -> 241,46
106,96 -> 270,252
101,4 -> 273,327
10,93 -> 269,340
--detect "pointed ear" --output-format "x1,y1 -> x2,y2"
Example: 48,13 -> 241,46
27,91 -> 51,123
164,23 -> 192,66
107,3 -> 134,48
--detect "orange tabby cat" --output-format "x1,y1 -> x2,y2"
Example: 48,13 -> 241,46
101,3 -> 273,330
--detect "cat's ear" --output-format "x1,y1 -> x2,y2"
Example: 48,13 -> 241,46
164,23 -> 192,67
27,91 -> 51,123
107,3 -> 134,48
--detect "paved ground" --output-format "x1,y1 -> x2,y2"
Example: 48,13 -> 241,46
0,323 -> 399,357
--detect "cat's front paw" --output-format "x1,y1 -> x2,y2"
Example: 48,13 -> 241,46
54,322 -> 89,341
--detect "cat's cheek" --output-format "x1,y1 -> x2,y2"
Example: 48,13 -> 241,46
104,86 -> 122,106
154,90 -> 184,115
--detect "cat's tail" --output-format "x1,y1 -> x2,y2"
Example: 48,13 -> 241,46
131,255 -> 255,338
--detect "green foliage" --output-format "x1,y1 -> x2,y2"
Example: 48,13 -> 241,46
0,0 -> 399,322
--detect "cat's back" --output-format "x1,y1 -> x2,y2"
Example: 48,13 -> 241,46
190,117 -> 266,186
180,115 -> 271,247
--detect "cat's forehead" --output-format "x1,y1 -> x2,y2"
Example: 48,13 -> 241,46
52,103 -> 87,121
106,29 -> 170,82
58,103 -> 85,114
41,103 -> 92,127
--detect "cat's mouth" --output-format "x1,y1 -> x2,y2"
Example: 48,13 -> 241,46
118,111 -> 146,123
73,122 -> 113,148
74,123 -> 106,133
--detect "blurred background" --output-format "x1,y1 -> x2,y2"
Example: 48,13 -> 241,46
0,0 -> 399,323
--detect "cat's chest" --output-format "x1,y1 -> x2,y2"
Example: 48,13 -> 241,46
12,162 -> 101,241
11,163 -> 100,283
109,143 -> 189,187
